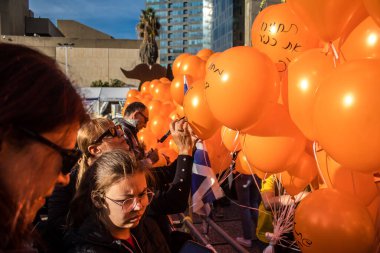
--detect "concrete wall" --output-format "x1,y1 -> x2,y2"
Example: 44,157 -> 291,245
0,0 -> 30,35
1,35 -> 142,87
56,47 -> 141,87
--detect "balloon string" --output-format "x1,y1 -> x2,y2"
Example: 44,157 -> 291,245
329,42 -> 339,67
313,141 -> 328,187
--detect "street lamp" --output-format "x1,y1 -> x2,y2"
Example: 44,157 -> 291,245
57,42 -> 75,76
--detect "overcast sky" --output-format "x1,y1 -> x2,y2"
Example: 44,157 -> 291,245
29,0 -> 145,39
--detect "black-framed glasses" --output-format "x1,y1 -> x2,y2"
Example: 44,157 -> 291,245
137,111 -> 149,123
92,125 -> 123,144
17,127 -> 82,175
104,189 -> 155,212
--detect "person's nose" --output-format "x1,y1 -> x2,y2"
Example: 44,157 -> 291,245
56,172 -> 70,186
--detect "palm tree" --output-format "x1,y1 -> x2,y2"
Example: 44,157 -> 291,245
136,7 -> 161,66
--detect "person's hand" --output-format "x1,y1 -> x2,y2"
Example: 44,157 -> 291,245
294,191 -> 310,203
170,118 -> 195,156
278,194 -> 295,206
147,148 -> 159,164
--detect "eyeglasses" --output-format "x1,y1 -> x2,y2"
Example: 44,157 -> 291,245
137,112 -> 149,123
104,189 -> 155,212
17,127 -> 82,175
92,125 -> 123,144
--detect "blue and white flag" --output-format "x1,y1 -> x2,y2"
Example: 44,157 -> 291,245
183,75 -> 189,94
191,141 -> 224,216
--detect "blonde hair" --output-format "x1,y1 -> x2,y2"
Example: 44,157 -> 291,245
76,118 -> 114,188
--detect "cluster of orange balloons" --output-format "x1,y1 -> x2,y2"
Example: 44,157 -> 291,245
124,3 -> 380,249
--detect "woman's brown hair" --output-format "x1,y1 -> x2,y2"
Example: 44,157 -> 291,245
68,149 -> 152,229
0,44 -> 88,248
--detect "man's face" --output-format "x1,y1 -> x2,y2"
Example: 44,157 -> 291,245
135,109 -> 149,131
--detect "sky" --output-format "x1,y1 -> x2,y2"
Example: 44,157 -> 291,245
29,0 -> 145,39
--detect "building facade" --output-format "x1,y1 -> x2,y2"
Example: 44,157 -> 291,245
211,0 -> 244,52
244,0 -> 283,46
0,0 -> 142,87
146,0 -> 213,66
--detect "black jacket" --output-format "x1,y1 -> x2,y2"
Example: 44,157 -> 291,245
64,215 -> 170,253
46,155 -> 193,251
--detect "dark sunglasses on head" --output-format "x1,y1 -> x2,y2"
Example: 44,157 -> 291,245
17,127 -> 82,175
92,125 -> 123,144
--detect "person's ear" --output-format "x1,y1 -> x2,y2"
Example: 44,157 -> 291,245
130,111 -> 139,120
91,192 -> 104,209
88,144 -> 102,157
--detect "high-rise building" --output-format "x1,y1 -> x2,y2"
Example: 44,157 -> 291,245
244,0 -> 282,46
146,0 -> 213,66
211,0 -> 244,52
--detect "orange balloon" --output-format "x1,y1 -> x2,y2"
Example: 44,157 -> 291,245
332,166 -> 378,206
221,126 -> 241,152
241,130 -> 306,174
287,152 -> 318,183
183,83 -> 221,140
159,77 -> 171,84
149,115 -> 171,140
196,48 -> 214,61
170,75 -> 193,105
153,82 -> 172,102
288,49 -> 335,140
278,171 -> 309,196
168,110 -> 180,121
147,99 -> 163,119
314,59 -> 380,172
140,81 -> 150,95
287,0 -> 363,42
341,17 -> 380,61
235,152 -> 268,181
168,138 -> 178,153
137,128 -> 157,151
338,2 -> 369,47
160,102 -> 176,118
367,195 -> 380,220
242,103 -> 302,137
172,53 -> 191,78
363,0 -> 380,27
206,52 -> 221,72
175,104 -> 185,118
204,129 -> 232,175
251,3 -> 319,72
294,189 -> 376,253
205,46 -> 279,130
179,55 -> 206,81
149,79 -> 161,94
127,89 -> 140,99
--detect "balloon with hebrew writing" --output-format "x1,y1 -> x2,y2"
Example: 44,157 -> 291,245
205,46 -> 279,130
251,3 -> 319,73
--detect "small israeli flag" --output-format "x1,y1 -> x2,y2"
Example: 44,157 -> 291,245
191,141 -> 224,216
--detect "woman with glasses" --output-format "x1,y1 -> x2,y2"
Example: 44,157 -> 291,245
48,116 -> 196,252
47,118 -> 129,250
0,44 -> 87,251
64,150 -> 171,253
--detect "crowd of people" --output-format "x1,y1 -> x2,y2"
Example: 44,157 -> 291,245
0,43 -> 336,253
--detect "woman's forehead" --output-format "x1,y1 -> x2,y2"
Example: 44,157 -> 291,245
106,174 -> 147,195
